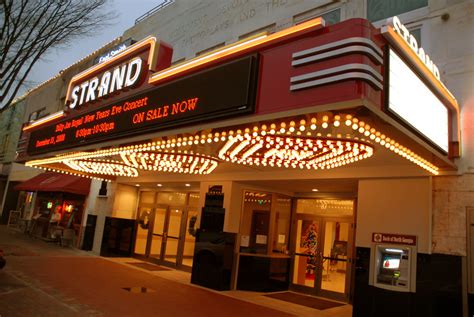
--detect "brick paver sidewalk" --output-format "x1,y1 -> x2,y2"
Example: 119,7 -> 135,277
0,226 -> 293,317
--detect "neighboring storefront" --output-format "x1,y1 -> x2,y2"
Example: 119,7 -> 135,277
16,16 -> 463,315
14,172 -> 91,244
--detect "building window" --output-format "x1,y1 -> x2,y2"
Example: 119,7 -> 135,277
0,134 -> 10,155
367,0 -> 428,22
409,27 -> 422,45
321,8 -> 341,25
28,107 -> 47,122
293,8 -> 341,26
239,23 -> 276,41
28,111 -> 38,122
195,42 -> 226,57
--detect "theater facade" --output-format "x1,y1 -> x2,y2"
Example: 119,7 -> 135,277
18,17 -> 463,316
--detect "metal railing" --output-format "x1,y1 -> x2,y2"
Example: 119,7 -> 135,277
135,0 -> 175,25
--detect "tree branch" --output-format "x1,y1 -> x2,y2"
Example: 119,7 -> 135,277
0,0 -> 116,109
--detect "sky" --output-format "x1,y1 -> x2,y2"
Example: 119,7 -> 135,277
26,0 -> 162,91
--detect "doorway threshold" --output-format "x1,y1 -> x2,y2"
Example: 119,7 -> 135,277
264,291 -> 345,310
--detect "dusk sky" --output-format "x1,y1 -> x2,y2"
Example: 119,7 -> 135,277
26,0 -> 161,92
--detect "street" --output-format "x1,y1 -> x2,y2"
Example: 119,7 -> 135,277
0,226 -> 351,317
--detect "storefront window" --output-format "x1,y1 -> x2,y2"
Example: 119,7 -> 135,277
140,191 -> 155,204
272,195 -> 291,254
240,191 -> 272,254
188,193 -> 200,208
239,191 -> 292,255
27,192 -> 86,243
296,199 -> 353,217
157,192 -> 186,205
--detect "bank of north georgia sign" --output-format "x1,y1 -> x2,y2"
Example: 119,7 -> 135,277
69,57 -> 143,109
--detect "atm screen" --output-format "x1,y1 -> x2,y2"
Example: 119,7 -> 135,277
382,257 -> 400,269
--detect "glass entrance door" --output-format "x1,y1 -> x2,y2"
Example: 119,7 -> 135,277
134,191 -> 199,269
149,206 -> 167,261
292,217 -> 323,289
134,206 -> 153,256
320,220 -> 351,295
182,209 -> 198,267
290,199 -> 354,301
163,207 -> 183,264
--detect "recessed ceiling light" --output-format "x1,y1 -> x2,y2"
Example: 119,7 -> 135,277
312,188 -> 319,192
135,184 -> 140,187
185,183 -> 191,187
157,184 -> 162,187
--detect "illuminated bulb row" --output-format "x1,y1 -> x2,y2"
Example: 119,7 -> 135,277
218,134 -> 373,171
245,192 -> 267,197
344,115 -> 439,174
120,152 -> 219,175
26,164 -> 112,182
25,112 -> 440,176
244,199 -> 271,204
63,160 -> 139,177
300,200 -> 353,210
24,114 -> 342,169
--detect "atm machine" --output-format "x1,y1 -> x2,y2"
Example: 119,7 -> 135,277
370,244 -> 416,292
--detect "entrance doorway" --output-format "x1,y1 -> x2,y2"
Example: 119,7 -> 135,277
290,199 -> 355,301
134,191 -> 199,269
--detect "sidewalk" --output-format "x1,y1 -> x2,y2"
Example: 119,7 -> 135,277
0,225 -> 352,317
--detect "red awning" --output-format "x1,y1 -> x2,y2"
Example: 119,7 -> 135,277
14,172 -> 91,195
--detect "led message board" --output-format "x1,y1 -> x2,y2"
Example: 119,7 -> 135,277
27,56 -> 258,155
387,49 -> 449,152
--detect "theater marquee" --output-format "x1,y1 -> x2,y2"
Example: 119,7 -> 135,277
19,17 -> 459,180
28,56 -> 258,155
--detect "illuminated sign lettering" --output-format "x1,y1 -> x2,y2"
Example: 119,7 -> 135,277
64,36 -> 172,112
27,56 -> 258,155
387,16 -> 440,80
98,44 -> 128,64
69,57 -> 143,109
94,39 -> 135,65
